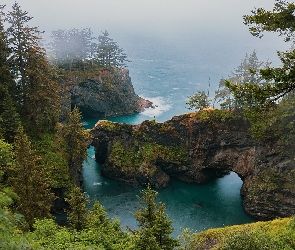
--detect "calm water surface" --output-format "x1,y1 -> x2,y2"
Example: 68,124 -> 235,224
82,115 -> 255,235
81,12 -> 285,234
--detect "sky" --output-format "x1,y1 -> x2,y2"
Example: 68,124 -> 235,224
2,0 -> 279,41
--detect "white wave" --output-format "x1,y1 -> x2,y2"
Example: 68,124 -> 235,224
93,182 -> 104,186
139,58 -> 154,62
172,87 -> 179,90
141,96 -> 171,118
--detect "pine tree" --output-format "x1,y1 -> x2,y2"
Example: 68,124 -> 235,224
0,90 -> 20,143
65,186 -> 89,231
132,185 -> 179,250
9,125 -> 55,229
62,107 -> 88,186
215,51 -> 271,110
96,30 -> 129,70
5,2 -> 61,134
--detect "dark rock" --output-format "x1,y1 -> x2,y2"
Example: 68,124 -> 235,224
70,69 -> 152,117
90,110 -> 295,220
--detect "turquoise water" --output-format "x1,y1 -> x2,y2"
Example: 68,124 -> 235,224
82,116 -> 255,235
81,18 -> 286,234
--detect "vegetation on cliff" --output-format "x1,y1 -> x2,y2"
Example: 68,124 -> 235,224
1,0 -> 295,249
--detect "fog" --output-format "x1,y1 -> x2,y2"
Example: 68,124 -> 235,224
9,0 -> 279,40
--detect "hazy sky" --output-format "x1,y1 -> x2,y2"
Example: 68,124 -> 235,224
4,0 -> 277,40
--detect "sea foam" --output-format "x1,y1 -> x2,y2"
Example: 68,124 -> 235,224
141,96 -> 171,118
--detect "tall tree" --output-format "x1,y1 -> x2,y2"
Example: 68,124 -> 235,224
215,51 -> 271,110
9,125 -> 55,229
132,185 -> 179,250
5,2 -> 60,134
96,30 -> 129,70
61,107 -> 88,186
0,5 -> 14,97
226,0 -> 295,106
65,186 -> 89,231
50,28 -> 94,71
0,90 -> 20,143
224,1 -> 295,146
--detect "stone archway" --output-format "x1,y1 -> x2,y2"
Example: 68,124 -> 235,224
90,112 -> 295,220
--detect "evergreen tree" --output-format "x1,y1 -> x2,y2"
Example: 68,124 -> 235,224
65,186 -> 89,231
215,51 -> 271,110
9,125 -> 55,229
0,5 -> 15,98
96,30 -> 129,70
227,1 -> 295,105
0,90 -> 20,143
5,2 -> 61,134
132,185 -> 179,250
61,107 -> 88,186
186,90 -> 211,110
50,28 -> 94,71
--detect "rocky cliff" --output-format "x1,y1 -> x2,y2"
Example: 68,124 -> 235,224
90,109 -> 295,220
70,69 -> 152,117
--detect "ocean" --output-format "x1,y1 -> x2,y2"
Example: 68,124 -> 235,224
82,15 -> 288,235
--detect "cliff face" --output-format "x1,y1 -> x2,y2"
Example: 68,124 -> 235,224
90,110 -> 295,220
70,69 -> 152,117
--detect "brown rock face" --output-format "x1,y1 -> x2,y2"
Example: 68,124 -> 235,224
90,110 -> 295,220
70,69 -> 152,117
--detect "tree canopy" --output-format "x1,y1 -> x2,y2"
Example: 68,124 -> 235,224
227,0 -> 295,106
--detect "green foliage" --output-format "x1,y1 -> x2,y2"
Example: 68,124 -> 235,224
30,200 -> 132,249
243,0 -> 295,42
49,28 -> 130,72
61,107 -> 89,185
0,187 -> 32,249
65,186 -> 90,231
0,90 -> 20,143
110,141 -> 187,173
188,218 -> 295,250
227,1 -> 295,105
49,28 -> 94,71
186,91 -> 211,110
132,185 -> 179,250
0,138 -> 13,171
2,2 -> 61,135
9,125 -> 55,229
216,50 -> 270,111
32,133 -> 71,189
96,30 -> 130,70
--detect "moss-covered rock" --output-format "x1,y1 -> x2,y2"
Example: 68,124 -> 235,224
90,109 -> 295,220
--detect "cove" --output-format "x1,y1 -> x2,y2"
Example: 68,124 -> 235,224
82,115 -> 255,235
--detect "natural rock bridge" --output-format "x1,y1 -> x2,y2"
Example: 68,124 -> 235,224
90,110 -> 295,221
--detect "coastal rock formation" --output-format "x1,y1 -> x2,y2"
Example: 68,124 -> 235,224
90,110 -> 295,220
71,69 -> 152,117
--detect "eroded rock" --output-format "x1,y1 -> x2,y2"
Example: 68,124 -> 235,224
90,110 -> 295,220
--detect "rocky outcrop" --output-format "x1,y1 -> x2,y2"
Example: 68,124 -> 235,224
90,109 -> 295,220
71,69 -> 152,117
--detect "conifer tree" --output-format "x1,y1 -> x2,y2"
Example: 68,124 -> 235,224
0,90 -> 20,143
62,107 -> 88,186
65,186 -> 89,231
132,185 -> 179,250
9,125 -> 55,229
215,51 -> 270,110
5,3 -> 60,134
96,30 -> 129,70
0,5 -> 14,95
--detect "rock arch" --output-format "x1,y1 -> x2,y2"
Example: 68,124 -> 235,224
90,111 -> 295,220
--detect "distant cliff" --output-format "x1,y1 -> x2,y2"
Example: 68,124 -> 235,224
90,109 -> 295,221
70,68 -> 152,117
